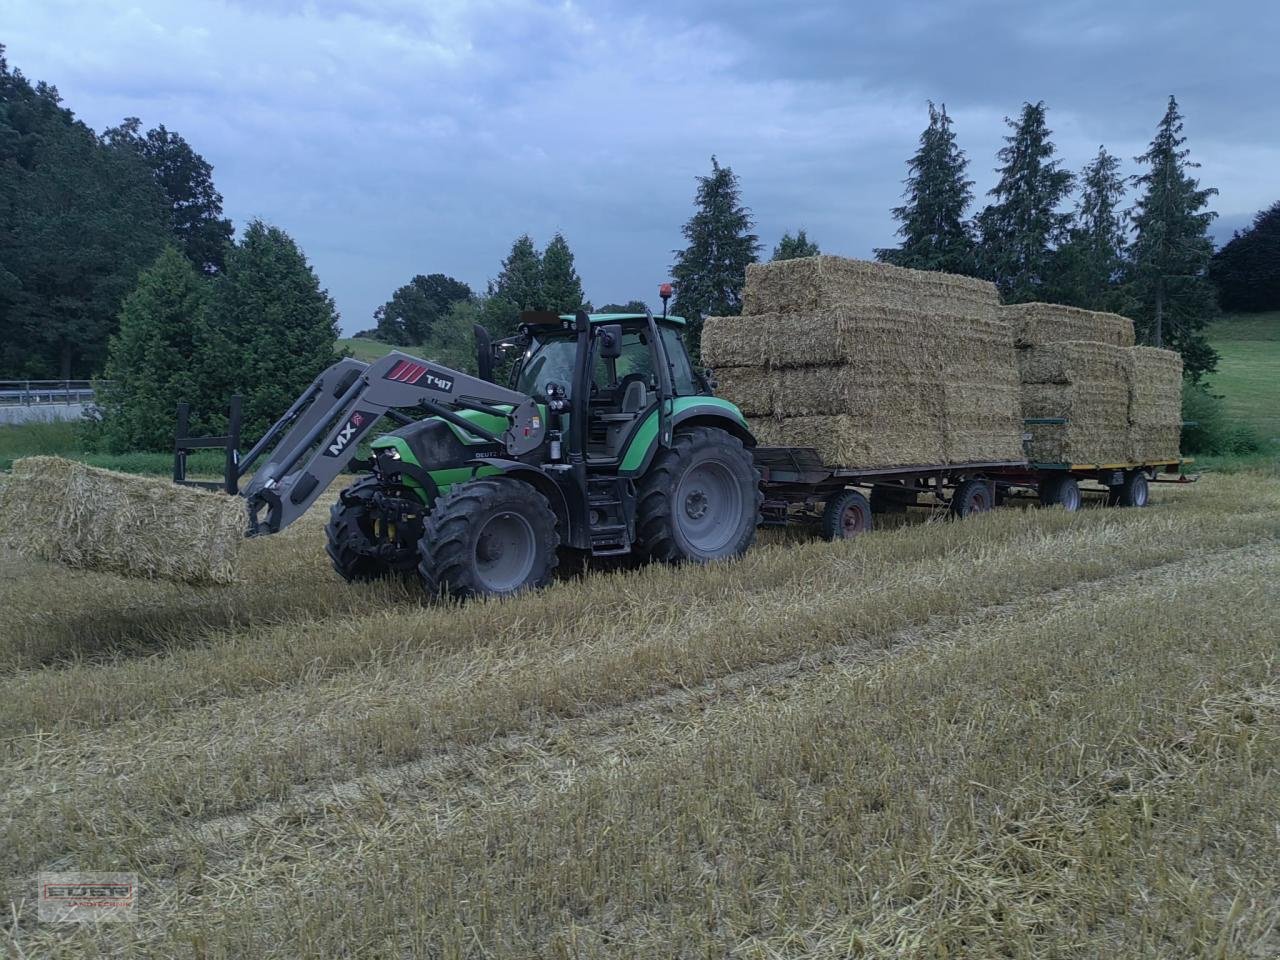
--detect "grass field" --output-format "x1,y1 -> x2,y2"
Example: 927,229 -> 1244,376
1207,312 -> 1280,444
338,336 -> 399,362
2,472 -> 1278,957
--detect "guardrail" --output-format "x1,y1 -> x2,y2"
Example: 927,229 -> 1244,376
0,380 -> 105,406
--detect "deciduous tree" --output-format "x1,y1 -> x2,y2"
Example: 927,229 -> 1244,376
1211,201 -> 1280,313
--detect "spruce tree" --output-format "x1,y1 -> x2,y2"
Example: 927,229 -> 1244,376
482,234 -> 543,336
99,246 -> 212,451
976,101 -> 1074,301
1211,201 -> 1280,313
203,220 -> 340,439
772,229 -> 820,261
670,156 -> 760,353
540,232 -> 585,312
1128,96 -> 1219,376
1050,146 -> 1129,310
875,102 -> 975,274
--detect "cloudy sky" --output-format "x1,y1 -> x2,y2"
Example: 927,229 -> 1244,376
4,0 -> 1277,332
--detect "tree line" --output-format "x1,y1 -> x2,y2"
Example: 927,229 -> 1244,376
5,35 -> 1275,452
666,96 -> 1258,380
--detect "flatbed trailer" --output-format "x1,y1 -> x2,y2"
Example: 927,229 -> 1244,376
753,444 -> 1196,540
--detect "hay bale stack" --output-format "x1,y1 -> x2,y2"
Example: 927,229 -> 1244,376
1019,342 -> 1133,463
704,306 -> 947,467
704,257 -> 1024,467
939,315 -> 1024,463
1003,302 -> 1135,349
0,456 -> 245,583
1128,346 -> 1183,462
743,255 -> 1000,321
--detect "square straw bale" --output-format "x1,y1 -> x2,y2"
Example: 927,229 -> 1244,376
0,456 -> 245,584
743,256 -> 1000,321
1128,346 -> 1183,461
1003,302 -> 1135,349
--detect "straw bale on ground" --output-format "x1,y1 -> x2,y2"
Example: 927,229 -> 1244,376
1128,346 -> 1183,462
0,456 -> 245,583
742,256 -> 1000,321
1003,302 -> 1135,349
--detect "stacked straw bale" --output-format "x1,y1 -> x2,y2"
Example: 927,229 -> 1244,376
1128,346 -> 1183,462
0,456 -> 245,583
742,256 -> 999,322
1003,302 -> 1136,349
1018,342 -> 1134,463
704,256 -> 1023,468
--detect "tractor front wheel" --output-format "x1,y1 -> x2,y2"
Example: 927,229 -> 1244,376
325,477 -> 420,582
417,477 -> 559,599
636,426 -> 761,564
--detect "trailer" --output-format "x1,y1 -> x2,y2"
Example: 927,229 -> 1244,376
754,438 -> 1195,541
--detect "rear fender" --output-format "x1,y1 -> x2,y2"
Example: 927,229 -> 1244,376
619,400 -> 756,477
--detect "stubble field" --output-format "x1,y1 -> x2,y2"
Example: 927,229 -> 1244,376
1,472 -> 1278,958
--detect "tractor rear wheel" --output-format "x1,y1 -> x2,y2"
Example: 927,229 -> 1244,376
821,488 -> 873,541
326,477 -> 420,582
636,426 -> 761,564
417,477 -> 559,599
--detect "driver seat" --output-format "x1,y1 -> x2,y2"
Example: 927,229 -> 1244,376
620,379 -> 648,413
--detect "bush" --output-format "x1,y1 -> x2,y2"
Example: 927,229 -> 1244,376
1181,380 -> 1261,455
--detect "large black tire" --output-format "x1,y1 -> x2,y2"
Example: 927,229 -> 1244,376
1107,470 -> 1150,508
417,477 -> 559,599
636,426 -> 761,564
950,478 -> 994,519
325,477 -> 419,582
1038,474 -> 1082,512
870,482 -> 916,514
821,488 -> 873,541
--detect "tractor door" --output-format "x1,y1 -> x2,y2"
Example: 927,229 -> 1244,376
585,324 -> 665,463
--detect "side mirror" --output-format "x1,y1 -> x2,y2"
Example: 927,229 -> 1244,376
596,323 -> 623,361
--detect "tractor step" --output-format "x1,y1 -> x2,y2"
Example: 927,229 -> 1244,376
586,477 -> 634,556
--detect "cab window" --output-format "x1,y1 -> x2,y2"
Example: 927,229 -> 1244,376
660,326 -> 700,395
593,330 -> 654,388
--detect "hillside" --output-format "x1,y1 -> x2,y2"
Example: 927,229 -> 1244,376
1206,312 -> 1280,443
338,336 -> 399,362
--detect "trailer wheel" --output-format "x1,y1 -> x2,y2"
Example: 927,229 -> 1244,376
1038,474 -> 1082,512
950,478 -> 994,519
1107,470 -> 1150,508
870,482 -> 916,514
821,489 -> 873,541
417,477 -> 559,599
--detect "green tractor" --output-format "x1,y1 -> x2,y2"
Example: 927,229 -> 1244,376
231,304 -> 761,597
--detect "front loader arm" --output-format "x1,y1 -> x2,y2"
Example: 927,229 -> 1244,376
241,351 -> 544,535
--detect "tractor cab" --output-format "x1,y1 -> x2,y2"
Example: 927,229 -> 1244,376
502,312 -> 708,464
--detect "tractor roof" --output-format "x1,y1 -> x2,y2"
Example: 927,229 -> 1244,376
561,312 -> 687,326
